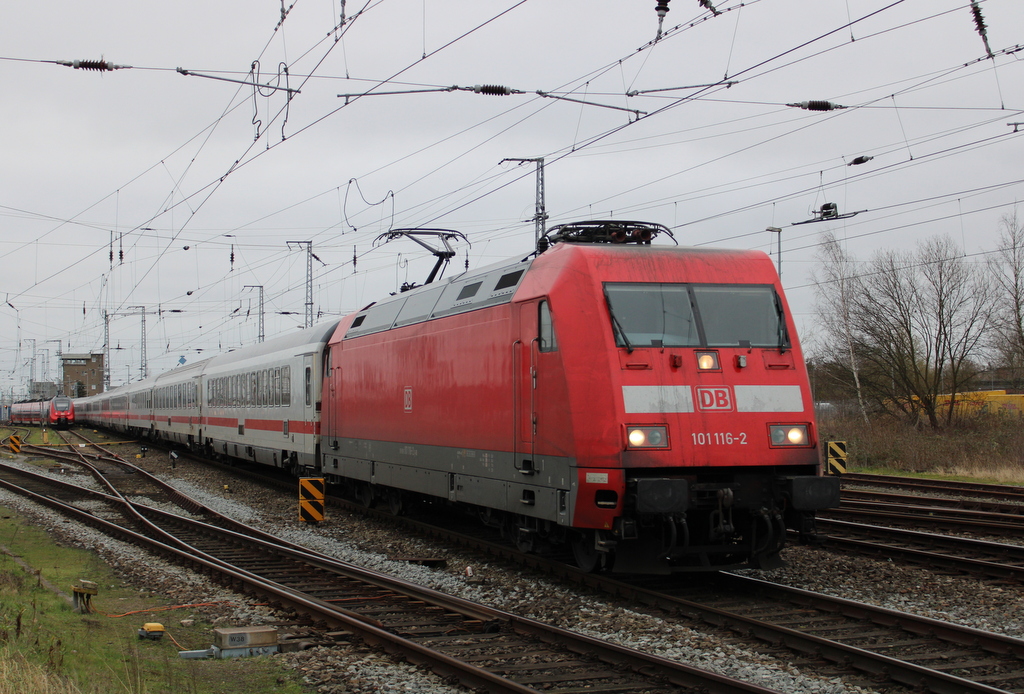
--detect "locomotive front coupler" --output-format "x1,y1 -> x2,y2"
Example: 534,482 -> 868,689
709,488 -> 735,540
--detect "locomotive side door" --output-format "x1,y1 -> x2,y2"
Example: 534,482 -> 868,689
515,302 -> 538,470
516,299 -> 562,474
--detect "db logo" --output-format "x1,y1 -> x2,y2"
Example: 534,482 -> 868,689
403,387 -> 413,412
695,386 -> 733,411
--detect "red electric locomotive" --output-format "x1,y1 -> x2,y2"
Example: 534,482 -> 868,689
322,221 -> 839,573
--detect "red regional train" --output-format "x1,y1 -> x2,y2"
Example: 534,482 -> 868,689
75,221 -> 838,573
10,396 -> 75,429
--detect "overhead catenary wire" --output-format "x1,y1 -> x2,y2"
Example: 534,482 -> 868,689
2,0 -> 1024,386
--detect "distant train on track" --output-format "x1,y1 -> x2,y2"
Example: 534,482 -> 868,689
75,220 -> 839,573
9,396 -> 75,429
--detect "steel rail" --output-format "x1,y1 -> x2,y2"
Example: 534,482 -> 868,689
306,489 -> 1024,693
816,517 -> 1024,582
841,488 -> 1024,516
0,462 -> 780,694
90,441 -> 1024,693
842,473 -> 1024,503
825,502 -> 1024,536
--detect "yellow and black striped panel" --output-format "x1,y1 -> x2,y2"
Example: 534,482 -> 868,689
299,477 -> 325,522
8,435 -> 21,454
825,440 -> 847,475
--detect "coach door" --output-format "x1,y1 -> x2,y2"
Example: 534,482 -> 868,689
303,354 -> 314,418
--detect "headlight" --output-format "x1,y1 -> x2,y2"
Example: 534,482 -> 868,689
627,426 -> 670,449
769,425 -> 809,447
696,351 -> 720,370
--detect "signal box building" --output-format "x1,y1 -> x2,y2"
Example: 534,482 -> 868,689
62,353 -> 105,396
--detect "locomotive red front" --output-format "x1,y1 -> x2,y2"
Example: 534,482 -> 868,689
322,221 -> 839,573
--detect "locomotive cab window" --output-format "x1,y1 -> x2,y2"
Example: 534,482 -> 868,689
604,283 -> 788,349
604,283 -> 699,348
692,285 -> 788,348
539,301 -> 558,353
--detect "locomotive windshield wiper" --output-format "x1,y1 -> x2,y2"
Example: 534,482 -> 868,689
773,291 -> 789,352
604,294 -> 634,353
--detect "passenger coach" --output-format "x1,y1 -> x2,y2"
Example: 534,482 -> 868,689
75,321 -> 339,475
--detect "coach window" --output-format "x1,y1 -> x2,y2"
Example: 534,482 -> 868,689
539,301 -> 558,352
305,366 -> 312,407
282,366 -> 291,406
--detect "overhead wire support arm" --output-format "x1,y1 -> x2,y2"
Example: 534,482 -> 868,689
627,80 -> 739,96
337,84 -> 524,100
535,91 -> 646,118
791,203 -> 867,225
336,83 -> 644,117
176,67 -> 300,94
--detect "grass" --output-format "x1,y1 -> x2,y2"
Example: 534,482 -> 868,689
0,505 -> 308,694
818,411 -> 1024,485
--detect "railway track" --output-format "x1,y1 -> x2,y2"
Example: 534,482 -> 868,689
815,518 -> 1024,582
842,473 -> 1024,504
162,448 -> 1024,694
374,508 -> 1024,693
807,473 -> 1024,581
823,491 -> 1024,538
15,432 -> 1024,693
0,455 -> 780,694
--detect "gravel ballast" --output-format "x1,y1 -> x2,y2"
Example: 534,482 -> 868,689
6,452 -> 1024,693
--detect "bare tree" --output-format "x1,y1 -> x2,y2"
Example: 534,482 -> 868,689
813,234 -> 993,428
811,231 -> 869,423
988,209 -> 1024,383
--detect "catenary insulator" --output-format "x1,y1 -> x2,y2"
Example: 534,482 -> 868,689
848,155 -> 874,166
73,60 -> 114,71
788,100 -> 846,111
58,59 -> 130,71
473,84 -> 512,96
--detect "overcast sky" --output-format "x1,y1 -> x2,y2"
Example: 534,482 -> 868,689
2,0 -> 1022,394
